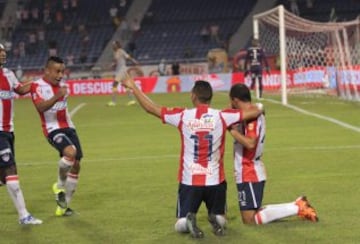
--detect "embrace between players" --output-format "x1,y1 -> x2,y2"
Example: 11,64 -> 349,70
0,49 -> 318,235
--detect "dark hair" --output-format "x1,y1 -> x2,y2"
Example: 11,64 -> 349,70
192,80 -> 213,103
230,83 -> 251,102
46,56 -> 64,66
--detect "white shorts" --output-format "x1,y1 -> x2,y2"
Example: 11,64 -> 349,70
115,66 -> 128,82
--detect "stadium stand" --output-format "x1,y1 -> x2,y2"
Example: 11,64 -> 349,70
5,0 -> 131,70
277,0 -> 360,22
134,0 -> 256,64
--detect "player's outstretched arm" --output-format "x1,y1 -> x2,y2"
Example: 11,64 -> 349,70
241,104 -> 264,121
121,77 -> 162,118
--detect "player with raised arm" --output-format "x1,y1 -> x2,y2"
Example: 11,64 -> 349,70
0,44 -> 42,225
228,83 -> 318,225
107,40 -> 138,107
121,77 -> 263,238
30,56 -> 84,217
244,38 -> 270,99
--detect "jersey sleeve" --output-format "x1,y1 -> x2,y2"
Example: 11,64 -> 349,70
161,107 -> 185,127
7,70 -> 21,90
220,108 -> 243,128
30,82 -> 45,104
246,120 -> 258,139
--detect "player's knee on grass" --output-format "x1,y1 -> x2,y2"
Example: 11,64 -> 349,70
174,218 -> 188,233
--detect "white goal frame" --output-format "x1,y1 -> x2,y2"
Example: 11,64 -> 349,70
253,5 -> 360,105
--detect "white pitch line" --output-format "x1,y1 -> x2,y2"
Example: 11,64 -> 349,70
69,103 -> 86,118
264,98 -> 360,133
17,144 -> 360,166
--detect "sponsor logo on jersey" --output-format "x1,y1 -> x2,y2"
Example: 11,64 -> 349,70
190,163 -> 213,175
186,114 -> 215,132
0,90 -> 15,99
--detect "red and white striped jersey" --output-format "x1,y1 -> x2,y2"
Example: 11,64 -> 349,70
0,68 -> 22,132
30,78 -> 74,136
233,114 -> 266,183
161,104 -> 244,186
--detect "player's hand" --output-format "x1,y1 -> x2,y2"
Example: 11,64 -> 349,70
56,86 -> 68,98
255,102 -> 265,115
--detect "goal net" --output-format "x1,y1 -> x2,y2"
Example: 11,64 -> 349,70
253,5 -> 360,104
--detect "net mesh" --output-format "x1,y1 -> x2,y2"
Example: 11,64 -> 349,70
255,6 -> 360,100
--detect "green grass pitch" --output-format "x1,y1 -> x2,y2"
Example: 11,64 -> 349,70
1,92 -> 359,244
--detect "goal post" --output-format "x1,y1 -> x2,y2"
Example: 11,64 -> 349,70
253,5 -> 360,104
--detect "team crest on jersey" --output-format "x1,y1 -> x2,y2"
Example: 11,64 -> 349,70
186,114 -> 215,132
1,153 -> 10,162
55,136 -> 63,144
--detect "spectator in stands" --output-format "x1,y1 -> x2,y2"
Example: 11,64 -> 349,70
28,31 -> 38,54
210,23 -> 220,44
79,48 -> 88,64
70,0 -> 78,16
158,59 -> 167,76
171,61 -> 180,75
127,39 -> 137,57
200,25 -> 210,43
119,0 -> 127,7
130,17 -> 141,39
16,65 -> 23,79
19,41 -> 26,57
66,52 -> 75,66
289,0 -> 300,15
48,40 -> 58,56
109,4 -> 119,28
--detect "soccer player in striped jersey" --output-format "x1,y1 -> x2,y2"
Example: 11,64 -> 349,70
121,78 -> 263,238
228,83 -> 318,225
0,44 -> 42,225
30,56 -> 84,217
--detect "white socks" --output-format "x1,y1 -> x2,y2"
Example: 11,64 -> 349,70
255,202 -> 298,224
6,175 -> 29,219
65,173 -> 79,205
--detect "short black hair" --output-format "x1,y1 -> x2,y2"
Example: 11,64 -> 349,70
192,80 -> 213,103
46,56 -> 64,66
230,83 -> 251,102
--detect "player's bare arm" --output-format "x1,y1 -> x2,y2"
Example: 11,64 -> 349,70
229,126 -> 257,149
241,106 -> 263,121
121,78 -> 162,118
34,87 -> 67,113
15,81 -> 32,95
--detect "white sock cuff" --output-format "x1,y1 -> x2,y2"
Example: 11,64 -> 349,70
59,157 -> 74,168
174,218 -> 188,233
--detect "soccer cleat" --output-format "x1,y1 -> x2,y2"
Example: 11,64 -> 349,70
186,212 -> 204,238
55,206 -> 74,217
126,100 -> 136,106
208,214 -> 225,236
52,183 -> 67,209
19,215 -> 43,225
295,196 -> 319,222
107,101 -> 116,106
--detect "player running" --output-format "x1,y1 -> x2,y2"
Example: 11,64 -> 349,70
30,56 -> 84,217
107,40 -> 138,107
0,43 -> 42,225
228,83 -> 318,225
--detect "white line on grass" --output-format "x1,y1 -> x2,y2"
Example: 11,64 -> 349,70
18,144 -> 360,166
264,98 -> 360,133
69,103 -> 86,118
